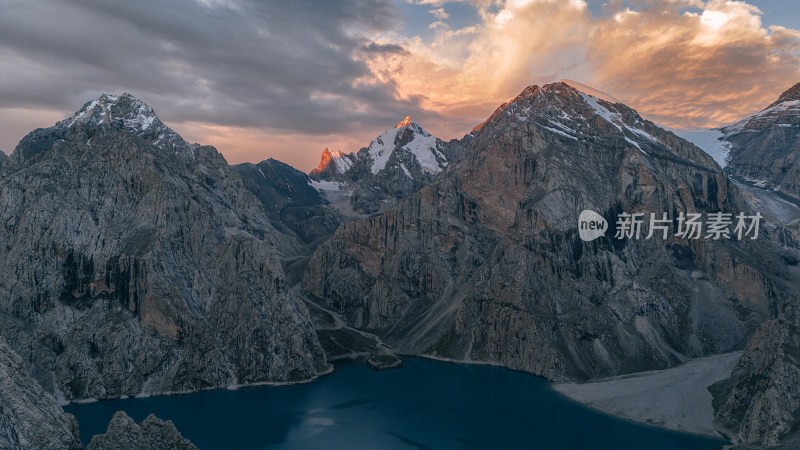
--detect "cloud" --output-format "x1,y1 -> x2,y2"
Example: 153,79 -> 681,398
0,0 -> 438,168
589,0 -> 800,127
1,0 -> 799,168
373,0 -> 800,131
429,7 -> 450,19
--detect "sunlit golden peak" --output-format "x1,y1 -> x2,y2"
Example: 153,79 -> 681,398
395,115 -> 413,128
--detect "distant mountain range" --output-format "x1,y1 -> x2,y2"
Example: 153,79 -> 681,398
308,115 -> 465,214
1,81 -> 799,447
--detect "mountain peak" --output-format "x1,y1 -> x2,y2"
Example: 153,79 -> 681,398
322,147 -> 344,158
59,92 -> 159,132
311,147 -> 353,178
395,115 -> 414,128
558,79 -> 619,103
769,81 -> 800,108
366,117 -> 443,175
723,81 -> 800,136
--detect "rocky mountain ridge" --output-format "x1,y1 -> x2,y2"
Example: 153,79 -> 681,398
723,82 -> 800,198
0,93 -> 327,403
85,411 -> 197,450
2,82 -> 800,448
304,81 -> 799,384
309,116 -> 463,214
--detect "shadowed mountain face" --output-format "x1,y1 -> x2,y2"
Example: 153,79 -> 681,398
724,82 -> 800,198
234,158 -> 340,248
0,93 -> 327,402
304,82 -> 800,381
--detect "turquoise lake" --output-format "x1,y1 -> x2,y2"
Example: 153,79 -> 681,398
65,358 -> 727,449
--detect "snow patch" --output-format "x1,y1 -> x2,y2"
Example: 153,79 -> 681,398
540,124 -> 578,140
581,93 -> 623,131
309,179 -> 344,191
327,150 -> 353,173
625,137 -> 649,156
666,127 -> 731,168
626,126 -> 659,144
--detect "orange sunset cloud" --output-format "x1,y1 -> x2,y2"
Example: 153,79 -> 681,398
362,0 -> 800,141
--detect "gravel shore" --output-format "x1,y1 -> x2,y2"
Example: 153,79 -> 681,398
553,352 -> 742,437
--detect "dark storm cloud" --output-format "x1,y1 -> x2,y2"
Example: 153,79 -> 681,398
0,0 -> 432,134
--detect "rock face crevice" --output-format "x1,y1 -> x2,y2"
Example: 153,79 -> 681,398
0,93 -> 327,402
304,82 -> 799,381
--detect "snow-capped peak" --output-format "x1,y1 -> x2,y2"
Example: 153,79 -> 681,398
60,93 -> 159,132
367,117 -> 446,175
56,93 -> 194,158
771,82 -> 800,107
322,148 -> 353,173
722,87 -> 800,137
559,79 -> 619,103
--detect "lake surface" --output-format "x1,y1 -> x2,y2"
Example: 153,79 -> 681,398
65,358 -> 727,449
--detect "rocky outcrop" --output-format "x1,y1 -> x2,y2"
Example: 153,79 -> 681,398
304,82 -> 800,381
0,151 -> 7,169
0,337 -> 82,449
725,82 -> 800,198
711,293 -> 800,447
86,411 -> 196,450
0,93 -> 327,402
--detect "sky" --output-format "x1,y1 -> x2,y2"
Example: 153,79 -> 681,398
0,0 -> 798,171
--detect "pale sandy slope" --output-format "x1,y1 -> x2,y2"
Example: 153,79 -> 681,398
553,352 -> 742,437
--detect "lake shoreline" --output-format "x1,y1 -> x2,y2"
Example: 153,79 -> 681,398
553,351 -> 742,438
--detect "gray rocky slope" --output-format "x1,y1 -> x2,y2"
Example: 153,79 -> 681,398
234,158 -> 343,286
304,81 -> 800,382
309,116 -> 464,214
234,158 -> 341,249
711,292 -> 800,447
724,82 -> 800,198
0,93 -> 327,402
0,336 -> 82,449
86,411 -> 196,450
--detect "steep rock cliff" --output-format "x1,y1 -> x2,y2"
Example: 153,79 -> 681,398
0,93 -> 327,402
305,82 -> 799,381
